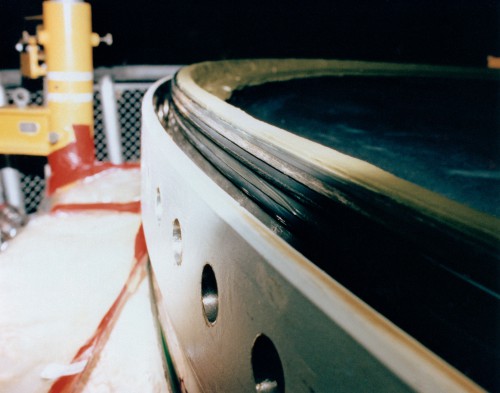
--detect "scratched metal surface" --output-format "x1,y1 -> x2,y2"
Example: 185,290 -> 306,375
142,62 -> 499,392
144,78 -> 434,393
161,60 -> 499,391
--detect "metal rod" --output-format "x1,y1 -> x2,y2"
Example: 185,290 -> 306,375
1,168 -> 25,213
0,84 -> 8,205
99,74 -> 123,164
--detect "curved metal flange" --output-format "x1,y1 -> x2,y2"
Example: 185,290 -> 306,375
142,60 -> 498,392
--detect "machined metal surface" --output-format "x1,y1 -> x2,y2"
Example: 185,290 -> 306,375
142,60 -> 498,392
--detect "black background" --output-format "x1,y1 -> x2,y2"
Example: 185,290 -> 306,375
1,0 -> 499,69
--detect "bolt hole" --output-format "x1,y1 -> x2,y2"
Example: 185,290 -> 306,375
172,219 -> 182,266
252,335 -> 285,393
155,187 -> 163,225
201,264 -> 218,325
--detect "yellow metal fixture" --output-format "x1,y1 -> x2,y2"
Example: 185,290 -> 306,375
0,0 -> 111,157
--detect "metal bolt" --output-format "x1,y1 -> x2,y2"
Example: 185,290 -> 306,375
49,132 -> 60,144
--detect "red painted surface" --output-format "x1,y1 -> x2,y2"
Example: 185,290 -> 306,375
47,124 -> 139,195
45,122 -> 148,391
48,225 -> 148,393
51,201 -> 141,215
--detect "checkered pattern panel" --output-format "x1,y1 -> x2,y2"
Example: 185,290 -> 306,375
21,174 -> 46,214
31,90 -> 44,106
118,89 -> 145,162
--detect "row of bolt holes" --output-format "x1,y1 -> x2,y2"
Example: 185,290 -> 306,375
156,187 -> 285,393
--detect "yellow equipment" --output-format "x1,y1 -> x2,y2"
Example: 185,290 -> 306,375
0,0 -> 110,157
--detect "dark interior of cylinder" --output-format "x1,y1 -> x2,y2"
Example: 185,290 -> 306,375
229,75 -> 500,217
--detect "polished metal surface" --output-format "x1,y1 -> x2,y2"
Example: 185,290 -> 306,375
142,60 -> 497,392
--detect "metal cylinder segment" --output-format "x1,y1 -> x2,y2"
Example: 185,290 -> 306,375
41,0 -> 95,154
